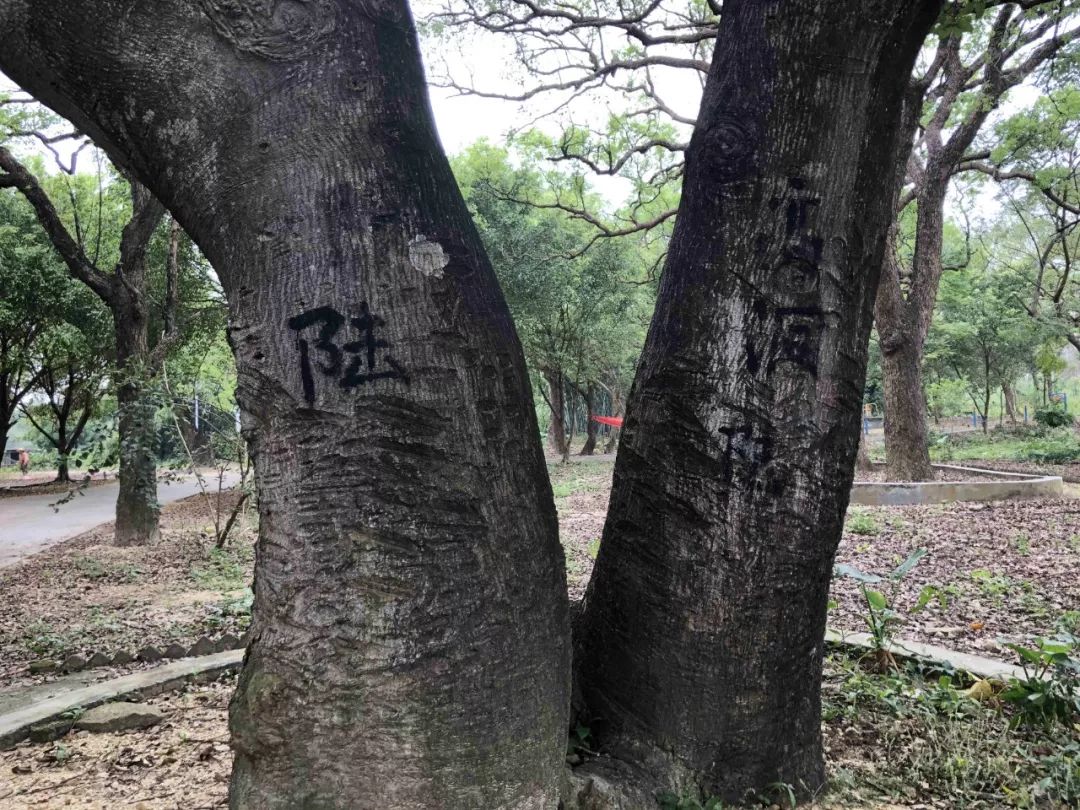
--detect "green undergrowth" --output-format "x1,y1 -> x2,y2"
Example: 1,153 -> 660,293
821,650 -> 1080,808
931,426 -> 1080,465
190,543 -> 253,592
547,459 -> 614,499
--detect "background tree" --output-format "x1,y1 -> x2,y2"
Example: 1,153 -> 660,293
20,319 -> 109,480
452,139 -> 652,458
877,3 -> 1080,479
928,254 -> 1038,431
0,122 -> 183,543
0,176 -> 72,460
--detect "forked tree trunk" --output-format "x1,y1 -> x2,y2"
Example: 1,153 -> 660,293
0,2 -> 569,807
574,0 -> 940,802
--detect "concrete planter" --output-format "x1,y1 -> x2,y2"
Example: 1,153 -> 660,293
852,463 -> 1063,506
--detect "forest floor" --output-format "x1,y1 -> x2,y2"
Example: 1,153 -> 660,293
1,652 -> 1076,809
0,456 -> 1077,807
1,459 -> 1076,685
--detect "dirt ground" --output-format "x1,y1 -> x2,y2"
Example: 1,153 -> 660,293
0,676 -> 233,809
0,492 -> 254,690
551,460 -> 1080,656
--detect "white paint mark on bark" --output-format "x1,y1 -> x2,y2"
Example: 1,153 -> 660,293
408,235 -> 449,279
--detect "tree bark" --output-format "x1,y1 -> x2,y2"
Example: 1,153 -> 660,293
574,0 -> 941,802
855,433 -> 873,473
0,2 -> 569,807
874,170 -> 950,481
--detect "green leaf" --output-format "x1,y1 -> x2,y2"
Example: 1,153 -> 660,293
890,547 -> 927,580
865,590 -> 888,611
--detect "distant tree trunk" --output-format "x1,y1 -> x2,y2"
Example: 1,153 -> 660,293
1003,381 -> 1018,423
579,382 -> 597,455
575,0 -> 940,802
603,381 -> 623,454
856,433 -> 873,473
876,171 -> 946,482
19,360 -> 99,486
544,366 -> 569,460
879,337 -> 934,480
113,285 -> 161,546
0,2 -> 569,806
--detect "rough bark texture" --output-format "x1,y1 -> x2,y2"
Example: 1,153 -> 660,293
0,2 -> 569,807
574,0 -> 941,802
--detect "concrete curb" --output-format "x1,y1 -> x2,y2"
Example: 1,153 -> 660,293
825,628 -> 1031,682
0,649 -> 243,749
851,463 -> 1063,506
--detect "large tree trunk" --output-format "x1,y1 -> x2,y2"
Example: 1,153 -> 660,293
0,2 -> 569,807
113,299 -> 161,546
879,338 -> 934,480
574,0 -> 940,802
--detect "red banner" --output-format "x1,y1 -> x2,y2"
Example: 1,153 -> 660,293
591,415 -> 624,428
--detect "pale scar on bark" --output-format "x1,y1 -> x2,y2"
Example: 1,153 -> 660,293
408,235 -> 450,279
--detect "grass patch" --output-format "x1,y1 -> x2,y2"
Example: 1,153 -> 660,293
190,545 -> 252,592
822,652 -> 1080,808
931,426 -> 1080,465
547,460 -> 613,501
845,508 -> 880,536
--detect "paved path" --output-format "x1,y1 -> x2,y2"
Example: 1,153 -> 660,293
0,473 -> 238,568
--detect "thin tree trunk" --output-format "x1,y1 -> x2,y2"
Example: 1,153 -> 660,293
603,382 -> 622,454
574,0 -> 940,802
579,382 -> 597,456
0,3 -> 569,806
856,433 -> 873,473
1003,381 -> 1018,423
544,366 -> 569,459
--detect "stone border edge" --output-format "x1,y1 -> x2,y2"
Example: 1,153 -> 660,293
0,649 -> 244,749
852,463 -> 1063,506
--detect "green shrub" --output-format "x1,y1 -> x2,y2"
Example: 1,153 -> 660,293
1034,408 -> 1075,429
